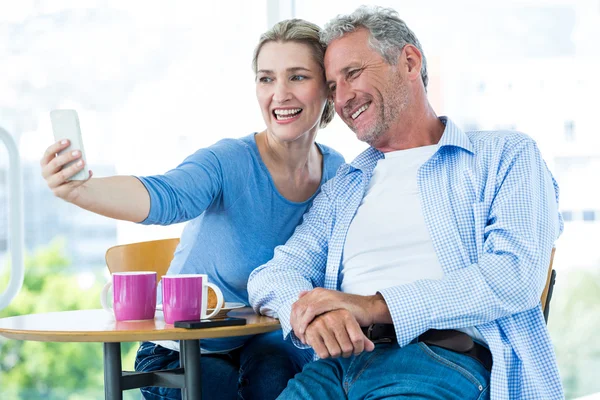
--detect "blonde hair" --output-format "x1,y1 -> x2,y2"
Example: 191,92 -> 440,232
252,19 -> 334,128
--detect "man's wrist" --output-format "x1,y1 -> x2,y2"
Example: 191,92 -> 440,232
367,293 -> 393,325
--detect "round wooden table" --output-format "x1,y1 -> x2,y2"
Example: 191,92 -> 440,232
0,307 -> 281,400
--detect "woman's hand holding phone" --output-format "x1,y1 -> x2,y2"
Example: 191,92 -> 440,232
41,139 -> 92,203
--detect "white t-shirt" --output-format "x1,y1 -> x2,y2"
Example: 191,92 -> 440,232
341,144 -> 485,344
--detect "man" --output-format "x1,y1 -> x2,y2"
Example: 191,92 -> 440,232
248,6 -> 563,400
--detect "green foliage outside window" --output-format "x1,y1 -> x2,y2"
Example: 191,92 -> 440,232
0,239 -> 138,400
548,267 -> 600,399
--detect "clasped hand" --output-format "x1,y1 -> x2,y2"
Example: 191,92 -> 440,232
290,288 -> 379,359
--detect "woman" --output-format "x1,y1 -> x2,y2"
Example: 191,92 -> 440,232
40,19 -> 343,400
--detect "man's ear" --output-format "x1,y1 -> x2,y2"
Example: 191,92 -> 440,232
401,44 -> 422,83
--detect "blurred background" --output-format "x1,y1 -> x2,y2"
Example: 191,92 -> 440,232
1,0 -> 599,398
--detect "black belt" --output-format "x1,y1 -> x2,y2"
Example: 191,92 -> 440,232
361,325 -> 492,372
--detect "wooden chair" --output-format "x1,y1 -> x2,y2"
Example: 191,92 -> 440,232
105,238 -> 180,283
541,247 -> 557,323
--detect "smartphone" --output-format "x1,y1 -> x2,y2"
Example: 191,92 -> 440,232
49,109 -> 88,181
174,317 -> 246,329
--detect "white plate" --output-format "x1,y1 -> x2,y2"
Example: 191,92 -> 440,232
156,302 -> 246,318
208,302 -> 246,319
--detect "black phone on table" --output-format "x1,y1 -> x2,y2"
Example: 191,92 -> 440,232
174,317 -> 246,329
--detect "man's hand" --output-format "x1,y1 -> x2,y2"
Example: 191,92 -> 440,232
290,288 -> 391,343
304,309 -> 375,359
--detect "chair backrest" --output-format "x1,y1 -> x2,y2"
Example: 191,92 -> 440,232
541,247 -> 557,323
105,238 -> 180,283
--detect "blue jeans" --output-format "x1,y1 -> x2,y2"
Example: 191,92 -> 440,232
134,331 -> 312,400
278,342 -> 491,400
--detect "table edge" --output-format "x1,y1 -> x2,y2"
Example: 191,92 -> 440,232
0,323 -> 282,342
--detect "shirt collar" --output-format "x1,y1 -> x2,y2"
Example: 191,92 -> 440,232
437,117 -> 474,154
346,116 -> 474,173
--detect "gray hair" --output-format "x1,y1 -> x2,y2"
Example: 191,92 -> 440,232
321,6 -> 428,89
252,19 -> 335,128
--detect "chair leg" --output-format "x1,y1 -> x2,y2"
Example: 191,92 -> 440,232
543,270 -> 557,323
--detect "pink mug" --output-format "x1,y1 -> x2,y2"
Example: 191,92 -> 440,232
101,271 -> 157,321
162,274 -> 223,324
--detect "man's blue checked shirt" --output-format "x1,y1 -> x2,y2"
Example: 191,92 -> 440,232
248,117 -> 564,399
